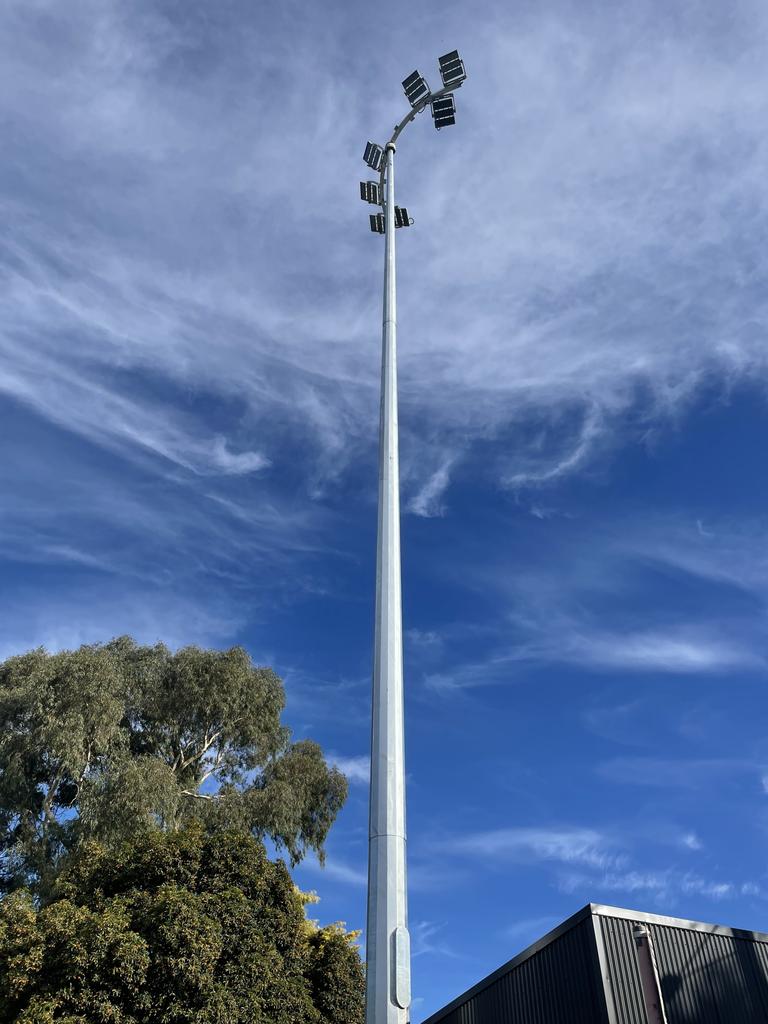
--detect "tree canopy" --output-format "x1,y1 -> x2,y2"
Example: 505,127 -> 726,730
0,638 -> 347,898
0,825 -> 365,1024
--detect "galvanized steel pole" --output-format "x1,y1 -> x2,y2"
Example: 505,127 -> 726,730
366,140 -> 410,1024
362,52 -> 466,1021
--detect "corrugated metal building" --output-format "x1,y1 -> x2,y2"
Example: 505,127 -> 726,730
422,903 -> 768,1024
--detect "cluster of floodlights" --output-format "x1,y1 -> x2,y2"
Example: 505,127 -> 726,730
367,207 -> 413,235
360,50 -> 466,233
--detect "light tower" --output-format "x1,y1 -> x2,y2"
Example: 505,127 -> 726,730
360,49 -> 467,1024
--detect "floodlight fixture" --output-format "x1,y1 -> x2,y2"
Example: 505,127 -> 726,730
360,181 -> 381,205
438,49 -> 466,88
402,70 -> 430,107
370,213 -> 385,234
364,141 -> 384,171
394,206 -> 413,228
431,94 -> 456,129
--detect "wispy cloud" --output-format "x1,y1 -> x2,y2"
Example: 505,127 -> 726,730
680,832 -> 703,852
4,0 -> 768,516
419,511 -> 768,693
560,868 -> 757,905
407,456 -> 456,518
597,757 -> 764,790
411,920 -> 461,960
449,827 -> 623,871
422,623 -> 758,694
438,820 -> 757,914
406,629 -> 443,649
281,668 -> 370,729
3,6 -> 768,1006
4,2 -> 768,690
331,755 -> 370,785
0,584 -> 244,663
0,328 -> 271,478
562,628 -> 761,673
299,854 -> 367,889
617,518 -> 768,601
504,915 -> 561,945
503,404 -> 605,488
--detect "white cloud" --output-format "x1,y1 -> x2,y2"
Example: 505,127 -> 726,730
0,585 -> 244,662
422,621 -> 759,694
450,827 -> 622,871
299,855 -> 367,888
3,0 -> 768,511
680,832 -> 703,851
331,755 -> 370,785
618,518 -> 768,601
4,7 -> 768,706
207,437 -> 270,476
436,817 -> 762,916
406,629 -> 442,648
416,512 -> 768,694
681,876 -> 734,900
597,757 -> 760,790
503,404 -> 604,488
407,457 -> 455,518
565,629 -> 761,673
411,920 -> 460,960
0,347 -> 270,478
559,869 -> 669,897
561,868 -> 744,904
505,915 -> 561,945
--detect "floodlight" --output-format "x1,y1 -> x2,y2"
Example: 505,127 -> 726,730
438,50 -> 466,88
360,181 -> 381,205
394,206 -> 412,228
431,94 -> 456,129
402,70 -> 430,107
370,213 -> 385,234
364,141 -> 384,171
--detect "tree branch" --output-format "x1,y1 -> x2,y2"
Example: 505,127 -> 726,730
177,729 -> 222,772
197,747 -> 225,788
41,766 -> 66,830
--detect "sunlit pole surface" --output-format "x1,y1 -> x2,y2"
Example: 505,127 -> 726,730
366,140 -> 410,1024
361,51 -> 467,1023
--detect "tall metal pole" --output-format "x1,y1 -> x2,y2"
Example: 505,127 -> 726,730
366,140 -> 410,1024
361,51 -> 466,1021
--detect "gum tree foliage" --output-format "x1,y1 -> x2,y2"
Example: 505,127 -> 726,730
0,826 -> 365,1024
0,638 -> 347,897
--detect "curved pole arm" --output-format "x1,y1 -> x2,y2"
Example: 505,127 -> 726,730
378,81 -> 463,197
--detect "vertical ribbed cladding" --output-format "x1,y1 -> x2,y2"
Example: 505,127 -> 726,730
598,912 -> 768,1024
427,916 -> 605,1024
598,915 -> 647,1024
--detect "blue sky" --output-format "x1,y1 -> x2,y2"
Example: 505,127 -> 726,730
2,0 -> 768,1018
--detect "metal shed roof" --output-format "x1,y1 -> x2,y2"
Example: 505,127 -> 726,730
595,904 -> 768,1024
422,903 -> 768,1024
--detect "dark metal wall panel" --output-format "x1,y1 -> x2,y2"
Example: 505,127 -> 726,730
425,905 -> 768,1024
599,915 -> 646,1024
428,917 -> 606,1024
599,913 -> 768,1024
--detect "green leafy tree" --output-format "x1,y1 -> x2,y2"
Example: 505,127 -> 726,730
0,639 -> 347,898
0,826 -> 365,1024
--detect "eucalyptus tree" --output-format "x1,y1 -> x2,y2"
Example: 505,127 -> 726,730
0,826 -> 365,1024
0,638 -> 346,897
